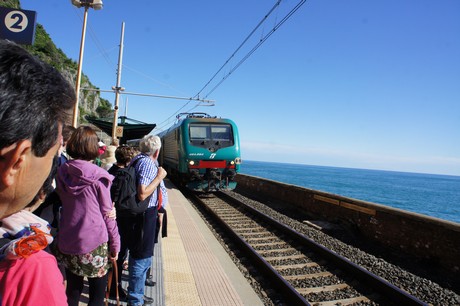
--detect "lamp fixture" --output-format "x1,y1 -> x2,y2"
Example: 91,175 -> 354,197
71,0 -> 103,10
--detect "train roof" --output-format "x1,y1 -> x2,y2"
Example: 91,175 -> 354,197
157,113 -> 236,138
176,112 -> 217,120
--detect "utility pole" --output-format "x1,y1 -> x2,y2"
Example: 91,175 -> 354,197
111,22 -> 125,144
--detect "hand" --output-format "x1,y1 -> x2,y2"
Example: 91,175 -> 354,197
110,251 -> 118,261
157,167 -> 167,180
106,206 -> 117,220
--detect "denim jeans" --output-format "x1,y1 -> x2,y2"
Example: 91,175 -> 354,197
127,256 -> 151,306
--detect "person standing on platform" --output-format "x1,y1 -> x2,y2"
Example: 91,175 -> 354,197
108,145 -> 137,176
94,140 -> 107,167
0,39 -> 75,305
58,125 -> 76,167
125,135 -> 167,306
145,158 -> 169,287
108,145 -> 137,299
35,123 -> 75,232
55,126 -> 120,306
144,200 -> 168,287
101,144 -> 117,171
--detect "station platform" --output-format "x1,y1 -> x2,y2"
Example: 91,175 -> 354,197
81,181 -> 263,306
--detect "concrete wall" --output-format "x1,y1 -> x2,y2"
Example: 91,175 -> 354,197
236,174 -> 460,274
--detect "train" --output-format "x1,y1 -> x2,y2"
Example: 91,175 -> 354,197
156,113 -> 242,192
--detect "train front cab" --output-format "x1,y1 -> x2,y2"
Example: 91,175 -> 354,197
181,118 -> 241,192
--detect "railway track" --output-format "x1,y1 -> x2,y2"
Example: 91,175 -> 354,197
188,191 -> 428,306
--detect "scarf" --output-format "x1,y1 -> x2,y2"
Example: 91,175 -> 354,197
0,210 -> 53,262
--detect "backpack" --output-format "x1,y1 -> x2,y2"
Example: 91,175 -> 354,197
111,157 -> 151,216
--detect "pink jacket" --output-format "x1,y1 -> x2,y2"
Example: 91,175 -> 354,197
0,210 -> 66,305
0,250 -> 67,305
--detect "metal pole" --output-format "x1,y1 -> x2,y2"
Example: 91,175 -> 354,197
111,22 -> 125,143
124,96 -> 128,116
72,5 -> 89,128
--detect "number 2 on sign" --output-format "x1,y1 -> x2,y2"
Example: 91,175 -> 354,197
5,11 -> 28,32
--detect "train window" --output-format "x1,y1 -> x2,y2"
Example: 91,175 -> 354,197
189,123 -> 234,147
190,125 -> 209,140
211,125 -> 231,141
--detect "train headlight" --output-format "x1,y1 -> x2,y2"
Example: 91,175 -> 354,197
234,158 -> 242,164
230,160 -> 235,165
189,160 -> 195,166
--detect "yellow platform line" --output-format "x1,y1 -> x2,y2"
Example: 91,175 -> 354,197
163,195 -> 201,305
164,188 -> 243,305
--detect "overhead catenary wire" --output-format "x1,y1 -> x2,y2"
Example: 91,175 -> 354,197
158,0 -> 307,131
122,64 -> 189,96
71,6 -> 114,69
76,1 -> 306,132
154,99 -> 216,134
201,0 -> 307,100
192,0 -> 282,100
81,88 -> 214,103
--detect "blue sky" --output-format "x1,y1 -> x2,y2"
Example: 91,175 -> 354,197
19,0 -> 460,176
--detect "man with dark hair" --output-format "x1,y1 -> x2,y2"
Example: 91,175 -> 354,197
0,39 -> 75,305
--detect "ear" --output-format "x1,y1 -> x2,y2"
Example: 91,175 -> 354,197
0,140 -> 32,187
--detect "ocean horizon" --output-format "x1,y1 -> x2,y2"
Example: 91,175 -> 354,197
239,160 -> 460,224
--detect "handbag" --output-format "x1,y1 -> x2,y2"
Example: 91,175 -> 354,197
105,258 -> 120,306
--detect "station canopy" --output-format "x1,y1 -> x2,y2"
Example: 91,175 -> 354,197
85,115 -> 156,144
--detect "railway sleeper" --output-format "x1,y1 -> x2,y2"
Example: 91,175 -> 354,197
284,271 -> 333,280
239,234 -> 273,240
265,254 -> 306,262
245,236 -> 280,242
226,222 -> 260,229
279,262 -> 322,269
311,295 -> 374,306
234,226 -> 261,232
252,241 -> 290,248
258,249 -> 298,257
216,210 -> 245,216
217,213 -> 245,219
298,283 -> 349,294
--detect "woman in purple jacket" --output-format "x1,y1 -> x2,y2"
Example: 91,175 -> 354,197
55,126 -> 120,306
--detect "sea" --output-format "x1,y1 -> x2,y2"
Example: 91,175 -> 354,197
239,160 -> 460,224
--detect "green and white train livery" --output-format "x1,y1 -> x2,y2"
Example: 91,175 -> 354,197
157,113 -> 242,192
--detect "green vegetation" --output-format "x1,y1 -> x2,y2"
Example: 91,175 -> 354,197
97,98 -> 114,118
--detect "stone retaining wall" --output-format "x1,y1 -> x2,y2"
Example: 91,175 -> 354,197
235,174 -> 460,274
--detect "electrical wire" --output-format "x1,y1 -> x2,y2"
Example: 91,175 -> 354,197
72,1 -> 306,133
193,0 -> 282,100
202,0 -> 307,100
122,64 -> 188,96
158,0 -> 307,131
71,6 -> 114,69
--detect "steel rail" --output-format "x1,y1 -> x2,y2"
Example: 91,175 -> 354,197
188,191 -> 311,305
217,191 -> 429,306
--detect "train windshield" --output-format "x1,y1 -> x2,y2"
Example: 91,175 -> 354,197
189,123 -> 234,147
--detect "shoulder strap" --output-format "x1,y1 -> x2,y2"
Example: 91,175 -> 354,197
105,259 -> 119,306
157,185 -> 163,210
129,156 -> 144,169
131,156 -> 155,204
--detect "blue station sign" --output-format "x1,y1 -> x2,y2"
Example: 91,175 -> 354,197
0,7 -> 37,45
